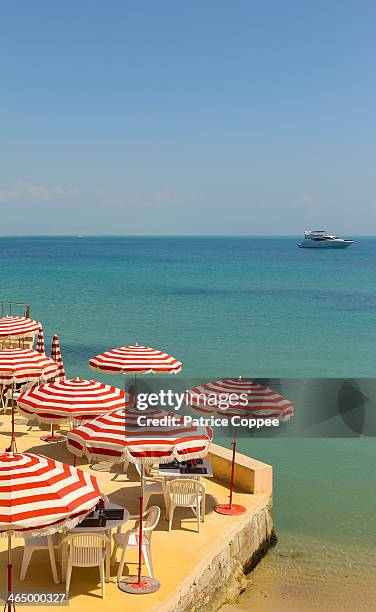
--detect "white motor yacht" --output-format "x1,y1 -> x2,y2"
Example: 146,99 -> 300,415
298,230 -> 354,249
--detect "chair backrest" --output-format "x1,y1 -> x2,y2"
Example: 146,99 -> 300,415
63,533 -> 109,567
18,381 -> 35,395
143,505 -> 160,531
167,479 -> 204,507
133,505 -> 160,544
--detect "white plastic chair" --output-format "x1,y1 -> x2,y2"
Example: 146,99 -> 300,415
13,380 -> 35,403
20,534 -> 61,584
135,463 -> 166,509
15,381 -> 38,426
14,380 -> 35,403
0,381 -> 35,416
111,505 -> 160,581
62,533 -> 110,599
0,385 -> 6,412
2,386 -> 13,411
166,479 -> 206,532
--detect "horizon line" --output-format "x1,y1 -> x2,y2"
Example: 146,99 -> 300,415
0,233 -> 372,238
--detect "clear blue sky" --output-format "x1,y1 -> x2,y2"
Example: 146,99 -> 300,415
1,1 -> 375,235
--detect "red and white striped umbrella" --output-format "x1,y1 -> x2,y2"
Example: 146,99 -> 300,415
0,452 -> 101,535
36,328 -> 45,354
67,408 -> 212,465
186,378 -> 295,420
51,334 -> 65,380
18,378 -> 131,425
0,316 -> 41,337
0,349 -> 58,451
0,451 -> 101,611
186,378 -> 295,516
89,343 -> 183,375
0,349 -> 58,385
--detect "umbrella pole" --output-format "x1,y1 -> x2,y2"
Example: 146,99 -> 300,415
228,430 -> 237,508
137,493 -> 143,583
5,534 -> 15,612
117,464 -> 160,594
41,422 -> 64,443
10,383 -> 16,452
131,374 -> 137,408
215,428 -> 246,516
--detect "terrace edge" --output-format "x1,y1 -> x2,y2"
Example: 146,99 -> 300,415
152,445 -> 274,611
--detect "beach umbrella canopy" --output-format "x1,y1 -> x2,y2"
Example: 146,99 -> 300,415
0,316 -> 41,337
0,452 -> 101,535
89,343 -> 183,375
51,334 -> 65,380
67,407 -> 212,464
186,378 -> 295,515
0,451 -> 101,612
186,378 -> 295,420
36,328 -> 45,354
0,348 -> 58,385
18,378 -> 131,425
0,349 -> 58,451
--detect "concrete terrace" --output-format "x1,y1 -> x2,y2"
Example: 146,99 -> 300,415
0,413 -> 273,612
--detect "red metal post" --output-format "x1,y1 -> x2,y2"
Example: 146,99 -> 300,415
228,431 -> 237,508
137,495 -> 143,584
11,410 -> 15,450
11,385 -> 16,452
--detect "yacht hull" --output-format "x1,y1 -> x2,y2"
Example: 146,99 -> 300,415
298,241 -> 354,249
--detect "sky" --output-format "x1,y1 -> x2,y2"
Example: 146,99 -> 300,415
0,0 -> 376,235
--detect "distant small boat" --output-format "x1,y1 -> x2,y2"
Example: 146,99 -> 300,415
298,230 -> 354,249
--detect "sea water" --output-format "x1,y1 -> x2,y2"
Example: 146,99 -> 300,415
1,236 -> 375,590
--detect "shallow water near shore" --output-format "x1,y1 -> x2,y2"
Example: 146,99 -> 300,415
1,235 -> 375,609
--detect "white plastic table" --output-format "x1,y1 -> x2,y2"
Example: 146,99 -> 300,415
61,502 -> 129,583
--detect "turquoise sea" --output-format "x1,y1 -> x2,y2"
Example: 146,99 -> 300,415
1,236 -> 375,599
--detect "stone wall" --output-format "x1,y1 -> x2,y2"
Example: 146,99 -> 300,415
153,501 -> 274,612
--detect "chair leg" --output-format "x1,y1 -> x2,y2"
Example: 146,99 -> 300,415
20,547 -> 33,581
143,544 -> 154,578
168,504 -> 175,531
116,544 -> 128,581
47,536 -> 59,584
143,491 -> 151,510
105,539 -> 111,583
110,542 -> 118,566
197,502 -> 201,532
100,559 -> 105,598
65,559 -> 72,595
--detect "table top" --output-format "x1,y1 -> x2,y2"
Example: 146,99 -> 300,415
69,502 -> 130,532
158,458 -> 213,478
